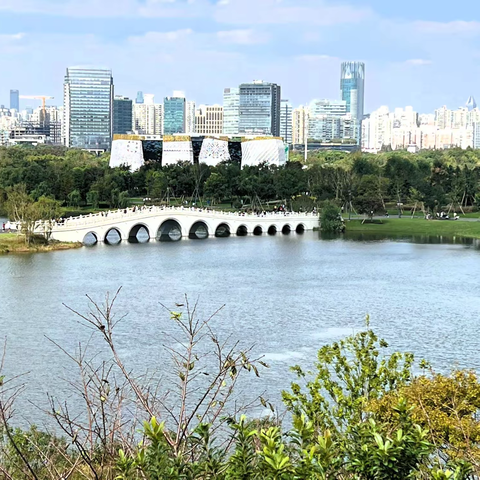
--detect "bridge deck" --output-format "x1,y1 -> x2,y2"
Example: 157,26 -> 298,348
41,206 -> 318,243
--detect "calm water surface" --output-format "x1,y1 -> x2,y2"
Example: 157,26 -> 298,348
1,230 -> 480,422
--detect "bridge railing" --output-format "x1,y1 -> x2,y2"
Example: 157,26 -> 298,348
46,206 -> 317,230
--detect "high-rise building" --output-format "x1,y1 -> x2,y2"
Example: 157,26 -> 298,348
307,98 -> 359,143
10,90 -> 19,111
133,95 -> 163,136
63,67 -> 114,151
280,100 -> 292,144
340,62 -> 365,120
195,105 -> 224,135
309,99 -> 347,117
223,87 -> 240,135
292,106 -> 308,145
113,96 -> 133,135
136,91 -> 144,104
238,81 -> 281,136
466,96 -> 477,111
186,100 -> 196,134
308,116 -> 342,141
164,93 -> 186,135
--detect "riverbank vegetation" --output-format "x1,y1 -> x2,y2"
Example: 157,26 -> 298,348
1,293 -> 480,479
0,233 -> 81,254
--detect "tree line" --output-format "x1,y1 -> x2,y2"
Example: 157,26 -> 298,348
2,145 -> 480,217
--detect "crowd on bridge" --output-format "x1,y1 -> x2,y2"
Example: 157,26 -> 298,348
45,204 -> 315,230
1,221 -> 20,232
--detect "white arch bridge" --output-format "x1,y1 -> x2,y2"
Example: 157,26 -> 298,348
42,206 -> 319,245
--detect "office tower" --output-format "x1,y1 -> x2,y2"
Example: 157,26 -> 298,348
164,93 -> 186,135
223,87 -> 239,135
186,100 -> 196,134
292,106 -> 308,145
466,96 -> 477,111
238,81 -> 281,136
63,67 -> 114,151
10,90 -> 19,111
340,61 -> 365,120
195,105 -> 224,135
309,99 -> 347,117
133,96 -> 163,136
308,116 -> 342,142
280,100 -> 292,144
136,91 -> 144,104
113,96 -> 133,135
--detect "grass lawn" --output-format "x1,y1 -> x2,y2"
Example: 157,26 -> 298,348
0,233 -> 82,254
345,218 -> 480,239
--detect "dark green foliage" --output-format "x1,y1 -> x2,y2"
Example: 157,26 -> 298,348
3,145 -> 480,213
320,201 -> 344,233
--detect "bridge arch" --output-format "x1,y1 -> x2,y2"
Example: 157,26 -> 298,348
157,219 -> 183,242
282,224 -> 292,235
189,221 -> 209,240
105,227 -> 123,245
236,225 -> 248,237
253,226 -> 263,236
296,223 -> 306,234
83,231 -> 98,246
128,223 -> 150,243
267,225 -> 277,235
215,223 -> 231,238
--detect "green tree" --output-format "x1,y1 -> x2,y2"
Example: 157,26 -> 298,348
204,172 -> 229,204
320,201 -> 344,233
34,195 -> 63,241
86,189 -> 100,209
118,191 -> 130,209
282,325 -> 414,435
67,189 -> 81,208
146,170 -> 168,199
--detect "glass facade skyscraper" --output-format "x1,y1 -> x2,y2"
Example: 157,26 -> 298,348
340,62 -> 365,120
113,96 -> 133,135
136,91 -> 144,104
223,87 -> 240,135
163,96 -> 186,135
63,67 -> 113,151
238,81 -> 281,137
10,90 -> 19,110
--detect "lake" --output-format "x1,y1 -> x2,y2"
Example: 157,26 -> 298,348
1,230 -> 480,423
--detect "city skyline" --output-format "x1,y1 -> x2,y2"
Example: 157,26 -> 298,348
0,0 -> 478,112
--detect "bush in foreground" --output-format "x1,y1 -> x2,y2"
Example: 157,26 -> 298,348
0,294 -> 479,479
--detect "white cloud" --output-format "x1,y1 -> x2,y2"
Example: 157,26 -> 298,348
0,0 -> 209,17
413,20 -> 480,35
0,0 -> 373,23
0,33 -> 26,54
404,59 -> 432,66
214,0 -> 373,26
0,33 -> 25,41
127,29 -> 194,44
295,54 -> 339,62
217,29 -> 270,45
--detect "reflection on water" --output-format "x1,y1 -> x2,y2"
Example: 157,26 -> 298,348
1,231 -> 480,423
320,230 -> 480,248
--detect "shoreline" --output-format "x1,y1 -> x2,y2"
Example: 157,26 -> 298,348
0,233 -> 82,254
344,218 -> 480,240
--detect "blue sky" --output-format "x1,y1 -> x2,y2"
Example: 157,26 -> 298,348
0,0 -> 479,113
